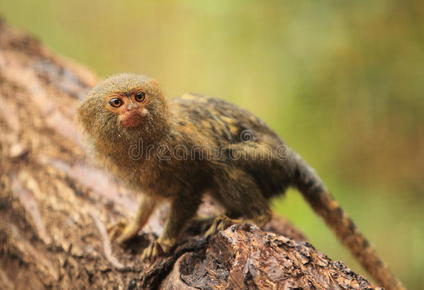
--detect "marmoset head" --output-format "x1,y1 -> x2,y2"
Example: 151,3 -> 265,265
77,73 -> 169,145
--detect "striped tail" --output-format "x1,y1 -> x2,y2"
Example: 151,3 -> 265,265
290,152 -> 405,290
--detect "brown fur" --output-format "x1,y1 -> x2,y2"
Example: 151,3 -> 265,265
77,73 -> 404,289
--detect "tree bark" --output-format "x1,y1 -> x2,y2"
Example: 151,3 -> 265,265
0,20 -> 378,289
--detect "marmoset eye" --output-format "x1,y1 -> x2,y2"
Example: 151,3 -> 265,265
109,98 -> 123,107
135,91 -> 146,102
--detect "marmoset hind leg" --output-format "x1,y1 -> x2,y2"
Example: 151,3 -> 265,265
204,140 -> 287,235
206,167 -> 272,236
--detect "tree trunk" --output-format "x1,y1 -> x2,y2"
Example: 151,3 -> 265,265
0,20 -> 377,289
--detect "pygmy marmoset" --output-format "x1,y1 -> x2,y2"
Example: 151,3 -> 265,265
77,73 -> 404,290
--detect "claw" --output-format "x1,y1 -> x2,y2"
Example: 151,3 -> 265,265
140,237 -> 176,261
204,215 -> 237,238
107,220 -> 127,241
107,219 -> 140,245
140,240 -> 165,261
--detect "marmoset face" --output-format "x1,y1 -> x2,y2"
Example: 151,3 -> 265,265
104,88 -> 150,128
83,74 -> 165,130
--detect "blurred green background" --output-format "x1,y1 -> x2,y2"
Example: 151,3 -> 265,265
1,0 -> 422,288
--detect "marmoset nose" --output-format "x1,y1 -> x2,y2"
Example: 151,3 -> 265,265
126,103 -> 138,111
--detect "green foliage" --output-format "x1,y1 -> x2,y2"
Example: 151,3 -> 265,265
1,0 -> 422,287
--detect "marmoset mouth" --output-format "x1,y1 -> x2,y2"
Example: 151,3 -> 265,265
121,111 -> 143,128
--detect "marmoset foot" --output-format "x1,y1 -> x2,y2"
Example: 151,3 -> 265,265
140,239 -> 173,261
107,219 -> 140,245
204,215 -> 239,238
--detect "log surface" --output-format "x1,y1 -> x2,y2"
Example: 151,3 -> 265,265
0,21 -> 377,289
